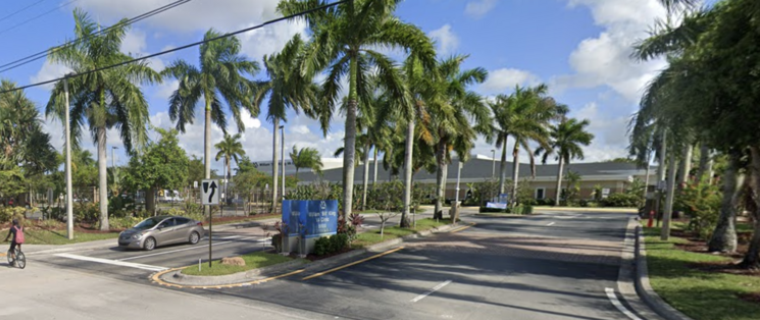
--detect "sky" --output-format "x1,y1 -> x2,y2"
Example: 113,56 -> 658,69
0,0 -> 675,173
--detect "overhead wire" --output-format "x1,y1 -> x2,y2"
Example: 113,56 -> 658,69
0,0 -> 79,38
0,0 -> 349,94
0,0 -> 192,75
0,0 -> 53,25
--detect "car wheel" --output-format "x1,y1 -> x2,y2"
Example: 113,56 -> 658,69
143,237 -> 156,251
189,231 -> 200,245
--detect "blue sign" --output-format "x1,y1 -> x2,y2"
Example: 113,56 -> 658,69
281,200 -> 307,237
305,200 -> 338,239
486,202 -> 507,209
281,200 -> 338,239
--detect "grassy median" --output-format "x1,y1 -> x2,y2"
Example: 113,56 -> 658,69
351,218 -> 453,249
642,225 -> 760,320
181,252 -> 298,276
13,228 -> 119,245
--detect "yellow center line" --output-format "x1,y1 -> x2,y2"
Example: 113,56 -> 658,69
302,246 -> 405,281
451,222 -> 477,233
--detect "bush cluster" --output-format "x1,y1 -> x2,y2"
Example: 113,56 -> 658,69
313,233 -> 349,256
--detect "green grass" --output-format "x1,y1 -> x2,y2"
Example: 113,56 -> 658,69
737,222 -> 754,233
180,252 -> 298,276
19,229 -> 120,245
643,225 -> 760,320
352,218 -> 452,249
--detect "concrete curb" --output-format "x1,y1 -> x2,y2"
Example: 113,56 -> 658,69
634,225 -> 696,320
616,218 -> 666,320
533,206 -> 636,213
161,259 -> 307,286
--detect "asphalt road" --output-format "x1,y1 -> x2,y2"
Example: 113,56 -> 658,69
8,210 -> 641,320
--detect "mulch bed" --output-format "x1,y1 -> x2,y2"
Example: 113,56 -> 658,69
669,228 -> 760,279
297,247 -> 354,262
738,292 -> 760,304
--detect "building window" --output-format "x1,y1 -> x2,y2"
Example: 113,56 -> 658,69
535,188 -> 546,200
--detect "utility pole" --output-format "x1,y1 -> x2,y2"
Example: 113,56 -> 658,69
64,75 -> 74,240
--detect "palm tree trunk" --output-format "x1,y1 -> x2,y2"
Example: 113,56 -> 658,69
498,136 -> 508,194
342,56 -> 359,219
677,143 -> 693,190
554,157 -> 564,206
97,125 -> 109,231
740,145 -> 760,269
361,142 -> 370,211
226,157 -> 231,205
401,121 -> 414,227
643,152 -> 652,202
708,149 -> 743,253
511,143 -> 520,207
272,117 -> 280,213
661,149 -> 677,241
434,139 -> 448,220
373,148 -> 378,186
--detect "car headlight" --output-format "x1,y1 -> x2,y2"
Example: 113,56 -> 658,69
132,233 -> 143,240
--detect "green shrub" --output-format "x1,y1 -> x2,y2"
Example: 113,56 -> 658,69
314,237 -> 330,256
0,207 -> 27,223
330,234 -> 348,252
600,193 -> 639,207
513,205 -> 533,215
74,202 -> 100,222
675,179 -> 721,240
109,217 -> 142,230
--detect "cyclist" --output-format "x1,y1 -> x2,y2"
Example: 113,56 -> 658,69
4,219 -> 24,265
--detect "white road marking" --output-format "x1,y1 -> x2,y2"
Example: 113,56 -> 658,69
219,235 -> 243,240
118,237 -> 271,261
411,280 -> 452,303
546,222 -> 555,226
555,214 -> 583,219
605,288 -> 643,320
56,253 -> 168,272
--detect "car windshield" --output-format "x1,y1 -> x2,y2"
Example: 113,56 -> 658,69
133,217 -> 162,230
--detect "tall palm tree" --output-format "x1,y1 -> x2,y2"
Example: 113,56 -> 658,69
45,10 -> 160,230
163,29 -> 259,184
488,84 -> 555,201
214,133 -> 245,185
278,0 -> 435,219
290,145 -> 323,180
251,34 -> 318,210
536,118 -> 594,206
426,56 -> 490,218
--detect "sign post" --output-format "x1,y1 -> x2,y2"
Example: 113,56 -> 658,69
201,179 -> 219,267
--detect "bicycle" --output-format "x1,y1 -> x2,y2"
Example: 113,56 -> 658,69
7,248 -> 25,269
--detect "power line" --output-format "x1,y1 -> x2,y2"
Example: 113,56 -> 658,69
0,0 -> 349,95
0,0 -> 191,75
0,0 -> 79,38
0,0 -> 53,25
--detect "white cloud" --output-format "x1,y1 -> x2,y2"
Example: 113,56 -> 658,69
553,0 -> 669,102
155,79 -> 179,100
77,0 -> 307,62
570,102 -> 631,161
465,0 -> 498,18
241,108 -> 262,129
428,24 -> 459,55
480,68 -> 540,93
120,29 -> 147,55
30,61 -> 72,91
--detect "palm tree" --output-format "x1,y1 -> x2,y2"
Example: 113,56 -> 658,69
162,29 -> 259,184
290,145 -> 323,180
214,133 -> 245,185
426,56 -> 490,218
536,118 -> 594,206
278,0 -> 436,219
251,34 -> 318,211
45,10 -> 160,230
488,85 -> 555,203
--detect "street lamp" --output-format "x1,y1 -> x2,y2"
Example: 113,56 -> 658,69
491,149 -> 496,178
280,125 -> 285,201
111,146 -> 118,168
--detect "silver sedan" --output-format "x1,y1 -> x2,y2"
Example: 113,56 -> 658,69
118,215 -> 205,251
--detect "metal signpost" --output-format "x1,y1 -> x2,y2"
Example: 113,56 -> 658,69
201,179 -> 219,267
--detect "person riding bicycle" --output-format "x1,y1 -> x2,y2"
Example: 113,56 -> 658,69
4,219 -> 24,264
